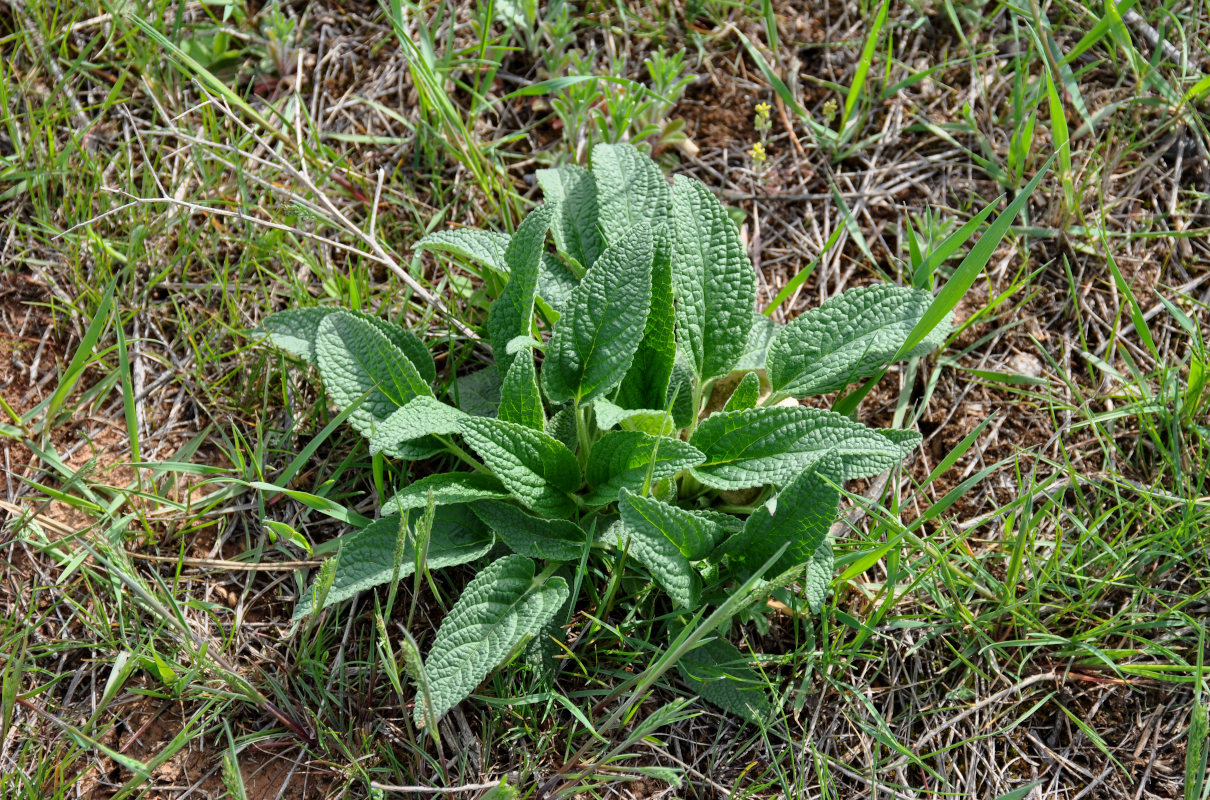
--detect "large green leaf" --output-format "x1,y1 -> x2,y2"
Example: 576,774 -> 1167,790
615,222 -> 676,412
498,350 -> 545,430
487,204 -> 555,375
677,637 -> 772,724
614,490 -> 707,608
459,417 -> 580,517
293,507 -> 493,620
382,473 -> 510,515
541,222 -> 654,405
767,285 -> 949,398
418,555 -> 568,725
584,430 -> 704,506
689,407 -> 913,490
314,312 -> 433,446
263,307 -> 436,384
722,456 -> 842,611
537,164 -> 602,270
414,229 -> 511,273
369,396 -> 466,457
670,176 -> 755,381
470,500 -> 588,560
591,142 -> 671,246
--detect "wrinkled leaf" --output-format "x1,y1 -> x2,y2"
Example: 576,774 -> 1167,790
488,204 -> 555,376
542,222 -> 654,404
690,406 -> 913,490
383,473 -> 510,515
294,507 -> 493,620
768,285 -> 949,398
499,350 -> 545,431
471,500 -> 588,560
459,417 -> 580,517
585,431 -> 704,506
670,176 -> 755,381
418,555 -> 568,724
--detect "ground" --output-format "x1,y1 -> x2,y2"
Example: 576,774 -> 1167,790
1,0 -> 1209,798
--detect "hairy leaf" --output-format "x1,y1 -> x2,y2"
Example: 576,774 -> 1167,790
369,396 -> 466,457
690,406 -> 912,490
537,164 -> 602,270
677,637 -> 771,724
383,473 -> 510,515
724,372 -> 762,411
593,399 -> 674,436
768,285 -> 949,397
487,204 -> 555,376
414,228 -> 511,273
670,176 -> 755,381
471,500 -> 588,560
537,254 -> 580,319
735,312 -> 779,373
591,143 -> 671,246
585,431 -> 704,506
616,222 -> 676,410
614,490 -> 703,608
453,367 -> 501,417
542,222 -> 654,404
498,350 -> 545,430
294,507 -> 493,621
724,456 -> 842,611
264,307 -> 436,383
418,555 -> 568,725
315,312 -> 433,448
459,417 -> 580,517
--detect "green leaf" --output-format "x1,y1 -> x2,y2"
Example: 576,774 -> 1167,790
315,312 -> 433,445
616,222 -> 676,410
670,175 -> 755,381
591,142 -> 671,247
735,312 -> 779,372
768,285 -> 948,398
487,204 -> 555,376
498,350 -> 545,430
723,456 -> 842,611
294,508 -> 493,621
263,307 -> 436,383
537,164 -> 602,270
724,372 -> 762,411
414,229 -> 511,273
690,407 -> 912,490
459,417 -> 580,517
453,367 -> 501,417
613,490 -> 705,608
369,396 -> 466,457
545,404 -> 578,450
418,555 -> 568,725
538,254 -> 580,318
592,399 -> 674,436
382,473 -> 510,515
541,222 -> 654,405
470,500 -> 588,560
677,637 -> 772,724
585,431 -> 704,506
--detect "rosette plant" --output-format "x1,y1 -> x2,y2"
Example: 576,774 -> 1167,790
260,144 -> 948,725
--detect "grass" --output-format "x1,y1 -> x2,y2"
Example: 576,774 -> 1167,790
2,0 -> 1209,797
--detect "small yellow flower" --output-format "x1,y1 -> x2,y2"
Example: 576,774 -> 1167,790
750,141 -> 767,163
755,101 -> 771,118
